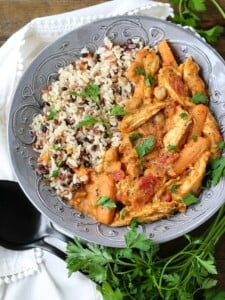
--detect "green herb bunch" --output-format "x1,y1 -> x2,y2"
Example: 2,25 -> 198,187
66,207 -> 225,300
169,0 -> 225,43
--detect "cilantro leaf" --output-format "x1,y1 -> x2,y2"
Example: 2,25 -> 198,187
75,115 -> 99,128
135,137 -> 154,158
110,105 -> 130,116
96,196 -> 117,209
191,92 -> 208,104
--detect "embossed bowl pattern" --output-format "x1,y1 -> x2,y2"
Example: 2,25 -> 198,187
8,16 -> 225,247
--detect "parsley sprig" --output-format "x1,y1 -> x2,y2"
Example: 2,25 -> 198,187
135,66 -> 157,87
169,0 -> 225,43
96,196 -> 117,209
71,82 -> 129,136
135,137 -> 154,158
66,206 -> 225,299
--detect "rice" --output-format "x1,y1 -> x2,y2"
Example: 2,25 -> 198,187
31,37 -> 146,199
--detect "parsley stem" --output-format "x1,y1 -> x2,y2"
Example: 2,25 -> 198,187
211,0 -> 225,19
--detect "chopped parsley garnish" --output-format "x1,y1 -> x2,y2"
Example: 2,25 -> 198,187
135,137 -> 154,158
134,66 -> 156,87
167,144 -> 177,151
120,209 -> 127,219
192,135 -> 198,142
145,75 -> 156,87
129,132 -> 143,142
110,105 -> 130,116
170,184 -> 178,194
190,92 -> 208,104
169,209 -> 178,215
53,145 -> 61,151
47,108 -> 60,120
71,81 -> 100,103
206,157 -> 225,186
182,193 -> 199,205
135,66 -> 145,75
96,196 -> 117,209
179,112 -> 188,120
75,115 -> 99,128
51,169 -> 60,177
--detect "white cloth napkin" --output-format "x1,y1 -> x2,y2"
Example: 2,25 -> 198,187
0,1 -> 173,299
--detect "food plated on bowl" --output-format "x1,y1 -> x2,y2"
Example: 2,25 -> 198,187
8,16 -> 225,246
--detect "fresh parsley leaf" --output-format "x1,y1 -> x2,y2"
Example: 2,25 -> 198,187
144,75 -> 156,87
201,278 -> 218,289
66,203 -> 225,300
197,26 -> 224,44
47,108 -> 59,120
53,144 -> 61,151
169,209 -> 178,215
204,288 -> 225,300
189,0 -> 206,11
169,0 -> 225,44
216,141 -> 225,150
167,144 -> 177,152
110,105 -> 130,116
163,273 -> 180,287
75,115 -> 99,128
192,135 -> 198,142
135,66 -> 145,75
191,92 -> 208,104
125,225 -> 152,251
179,112 -> 188,120
51,169 -> 60,177
182,193 -> 199,205
96,196 -> 117,209
207,157 -> 225,186
71,82 -> 100,102
197,257 -> 218,275
87,82 -> 100,101
170,184 -> 178,194
129,132 -> 143,142
97,282 -> 123,300
119,209 -> 127,219
135,137 -> 154,158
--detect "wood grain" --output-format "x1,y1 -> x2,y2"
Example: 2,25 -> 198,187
1,0 -> 225,290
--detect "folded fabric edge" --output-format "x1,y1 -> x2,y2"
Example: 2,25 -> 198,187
0,248 -> 43,285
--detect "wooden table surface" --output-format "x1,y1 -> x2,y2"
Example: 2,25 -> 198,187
1,0 -> 225,291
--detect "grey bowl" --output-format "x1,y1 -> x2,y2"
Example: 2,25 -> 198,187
8,16 -> 225,247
